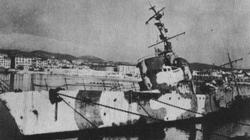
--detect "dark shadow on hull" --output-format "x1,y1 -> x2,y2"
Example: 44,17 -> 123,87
0,101 -> 22,140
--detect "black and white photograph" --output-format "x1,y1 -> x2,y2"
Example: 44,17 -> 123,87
0,0 -> 250,140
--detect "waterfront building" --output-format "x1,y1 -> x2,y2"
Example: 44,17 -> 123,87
15,56 -> 32,69
32,57 -> 42,68
105,66 -> 116,72
0,54 -> 11,68
72,59 -> 87,65
117,64 -> 140,77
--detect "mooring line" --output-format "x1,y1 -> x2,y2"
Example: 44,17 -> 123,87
61,98 -> 97,128
57,92 -> 250,139
151,99 -> 204,116
58,93 -> 165,122
58,93 -> 250,128
137,101 -> 152,118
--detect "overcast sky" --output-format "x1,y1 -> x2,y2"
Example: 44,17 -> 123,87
0,0 -> 250,68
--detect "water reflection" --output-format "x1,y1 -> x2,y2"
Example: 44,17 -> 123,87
202,118 -> 250,140
74,124 -> 198,140
74,119 -> 250,140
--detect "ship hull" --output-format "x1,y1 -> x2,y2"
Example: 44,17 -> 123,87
0,89 -> 206,136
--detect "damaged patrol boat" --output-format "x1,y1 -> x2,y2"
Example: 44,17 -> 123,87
0,4 -> 245,137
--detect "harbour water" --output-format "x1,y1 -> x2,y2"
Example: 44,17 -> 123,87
0,73 -> 249,140
0,110 -> 249,140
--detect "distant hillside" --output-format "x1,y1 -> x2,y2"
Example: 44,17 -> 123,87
0,49 -> 136,64
115,61 -> 136,66
77,55 -> 105,63
0,49 -> 24,56
190,62 -> 250,72
0,49 -> 105,63
190,63 -> 221,71
31,50 -> 76,60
